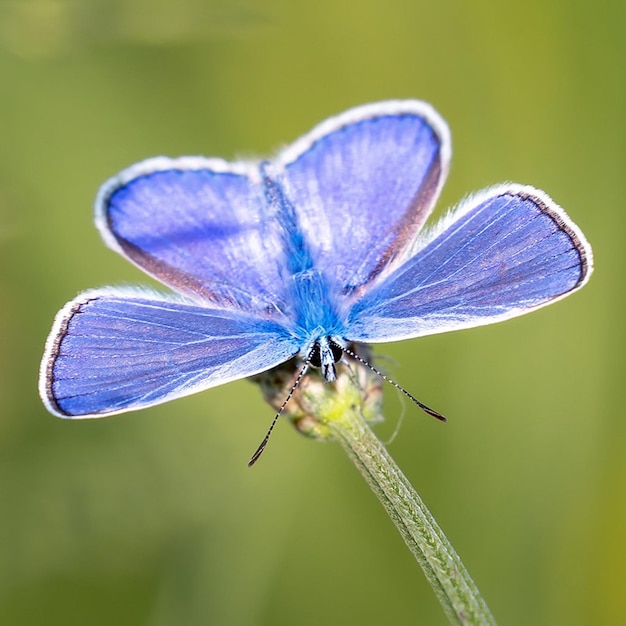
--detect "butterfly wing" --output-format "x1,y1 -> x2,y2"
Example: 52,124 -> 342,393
346,185 -> 593,342
96,157 -> 290,316
40,288 -> 300,417
270,100 -> 451,296
98,102 -> 450,312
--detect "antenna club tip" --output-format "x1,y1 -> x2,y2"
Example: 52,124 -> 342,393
247,442 -> 267,467
424,407 -> 447,422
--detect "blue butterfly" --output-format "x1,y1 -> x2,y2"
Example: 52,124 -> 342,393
39,100 -> 593,421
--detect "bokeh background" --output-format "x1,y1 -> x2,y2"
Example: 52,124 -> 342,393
1,1 -> 623,624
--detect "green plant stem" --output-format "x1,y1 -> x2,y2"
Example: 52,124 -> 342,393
327,407 -> 497,626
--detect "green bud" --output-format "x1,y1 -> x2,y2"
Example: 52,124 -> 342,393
251,343 -> 383,441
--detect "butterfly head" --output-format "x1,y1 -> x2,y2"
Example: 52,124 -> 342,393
308,336 -> 344,382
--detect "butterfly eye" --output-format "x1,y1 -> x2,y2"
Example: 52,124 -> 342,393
309,343 -> 322,368
329,340 -> 343,363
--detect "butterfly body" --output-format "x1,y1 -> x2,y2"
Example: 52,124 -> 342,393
39,100 -> 592,419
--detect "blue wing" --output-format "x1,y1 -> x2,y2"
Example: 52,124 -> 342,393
346,185 -> 593,342
96,102 -> 449,316
39,288 -> 300,417
270,100 -> 451,296
96,157 -> 291,316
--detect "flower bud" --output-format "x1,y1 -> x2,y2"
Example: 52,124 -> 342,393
251,343 -> 383,441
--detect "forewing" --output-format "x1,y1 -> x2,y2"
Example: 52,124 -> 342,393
39,288 -> 300,417
96,157 -> 289,315
346,185 -> 593,342
270,100 -> 451,296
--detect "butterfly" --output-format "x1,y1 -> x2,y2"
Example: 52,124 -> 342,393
39,100 -> 593,424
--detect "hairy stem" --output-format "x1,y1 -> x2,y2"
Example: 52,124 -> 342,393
327,406 -> 496,625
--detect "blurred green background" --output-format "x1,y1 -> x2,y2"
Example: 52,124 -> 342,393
1,1 -> 623,624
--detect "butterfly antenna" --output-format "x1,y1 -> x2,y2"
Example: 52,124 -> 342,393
248,359 -> 311,467
336,342 -> 447,422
